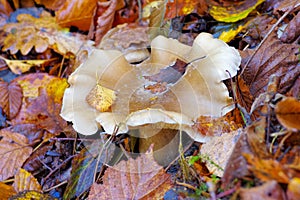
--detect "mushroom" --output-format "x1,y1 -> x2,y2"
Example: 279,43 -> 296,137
60,32 -> 241,143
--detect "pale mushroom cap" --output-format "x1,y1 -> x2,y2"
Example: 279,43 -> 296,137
60,32 -> 241,142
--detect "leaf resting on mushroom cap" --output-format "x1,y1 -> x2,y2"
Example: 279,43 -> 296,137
60,33 -> 241,142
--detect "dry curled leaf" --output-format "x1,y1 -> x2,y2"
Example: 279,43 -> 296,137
55,0 -> 97,31
0,129 -> 32,181
275,97 -> 300,130
13,168 -> 42,193
0,79 -> 22,119
88,145 -> 173,200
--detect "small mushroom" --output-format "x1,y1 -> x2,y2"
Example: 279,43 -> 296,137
61,32 -> 241,142
98,23 -> 150,63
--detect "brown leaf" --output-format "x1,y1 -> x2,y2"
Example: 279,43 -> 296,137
275,97 -> 300,130
0,0 -> 13,16
274,0 -> 300,12
0,182 -> 16,199
88,146 -> 173,200
11,73 -> 68,134
0,129 -> 32,181
241,33 -> 300,98
280,11 -> 300,43
244,154 -> 294,184
239,180 -> 286,200
55,0 -> 97,31
0,80 -> 23,119
13,168 -> 42,193
94,0 -> 118,45
236,76 -> 254,113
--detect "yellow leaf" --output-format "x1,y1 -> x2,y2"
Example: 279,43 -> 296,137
209,0 -> 265,22
13,168 -> 42,192
86,84 -> 116,112
219,25 -> 244,43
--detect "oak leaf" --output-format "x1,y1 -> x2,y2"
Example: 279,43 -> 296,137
0,129 -> 32,181
88,146 -> 173,200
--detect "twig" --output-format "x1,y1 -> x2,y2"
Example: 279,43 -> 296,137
43,180 -> 68,192
240,7 -> 294,80
176,181 -> 197,191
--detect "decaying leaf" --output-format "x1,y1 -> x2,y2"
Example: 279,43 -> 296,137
98,24 -> 150,63
241,32 -> 300,99
239,180 -> 286,200
61,32 -> 241,142
200,128 -> 242,177
9,190 -> 56,200
11,73 -> 68,134
64,140 -> 115,200
88,145 -> 173,200
280,11 -> 300,43
0,129 -> 32,181
275,97 -> 300,130
13,168 -> 42,193
0,79 -> 22,119
55,0 -> 97,31
207,0 -> 265,22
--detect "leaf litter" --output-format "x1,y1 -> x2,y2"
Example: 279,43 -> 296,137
0,0 -> 299,199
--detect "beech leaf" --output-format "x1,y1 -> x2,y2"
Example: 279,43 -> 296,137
88,145 -> 173,200
0,129 -> 32,181
0,79 -> 22,119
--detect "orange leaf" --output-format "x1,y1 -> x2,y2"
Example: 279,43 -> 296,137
287,177 -> 300,200
275,97 -> 300,130
13,168 -> 42,193
0,80 -> 23,119
55,0 -> 98,31
0,182 -> 16,199
0,129 -> 32,181
88,145 -> 173,199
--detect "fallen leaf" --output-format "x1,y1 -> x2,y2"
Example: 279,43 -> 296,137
207,0 -> 265,22
287,177 -> 300,200
94,0 -> 118,45
11,73 -> 68,134
164,0 -> 205,19
236,76 -> 254,113
2,12 -> 60,55
275,97 -> 300,130
0,182 -> 17,200
200,128 -> 242,177
13,168 -> 42,193
273,0 -> 300,12
239,180 -> 286,200
55,0 -> 97,31
280,11 -> 300,43
244,153 -> 293,184
88,145 -> 173,200
219,25 -> 244,43
0,0 -> 13,16
240,32 -> 300,99
34,0 -> 64,11
5,124 -> 44,145
0,79 -> 23,119
9,190 -> 56,200
113,0 -> 138,26
0,55 -> 56,74
0,129 -> 32,181
64,140 -> 115,200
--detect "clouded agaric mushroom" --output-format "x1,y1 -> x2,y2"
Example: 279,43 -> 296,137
60,32 -> 241,143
